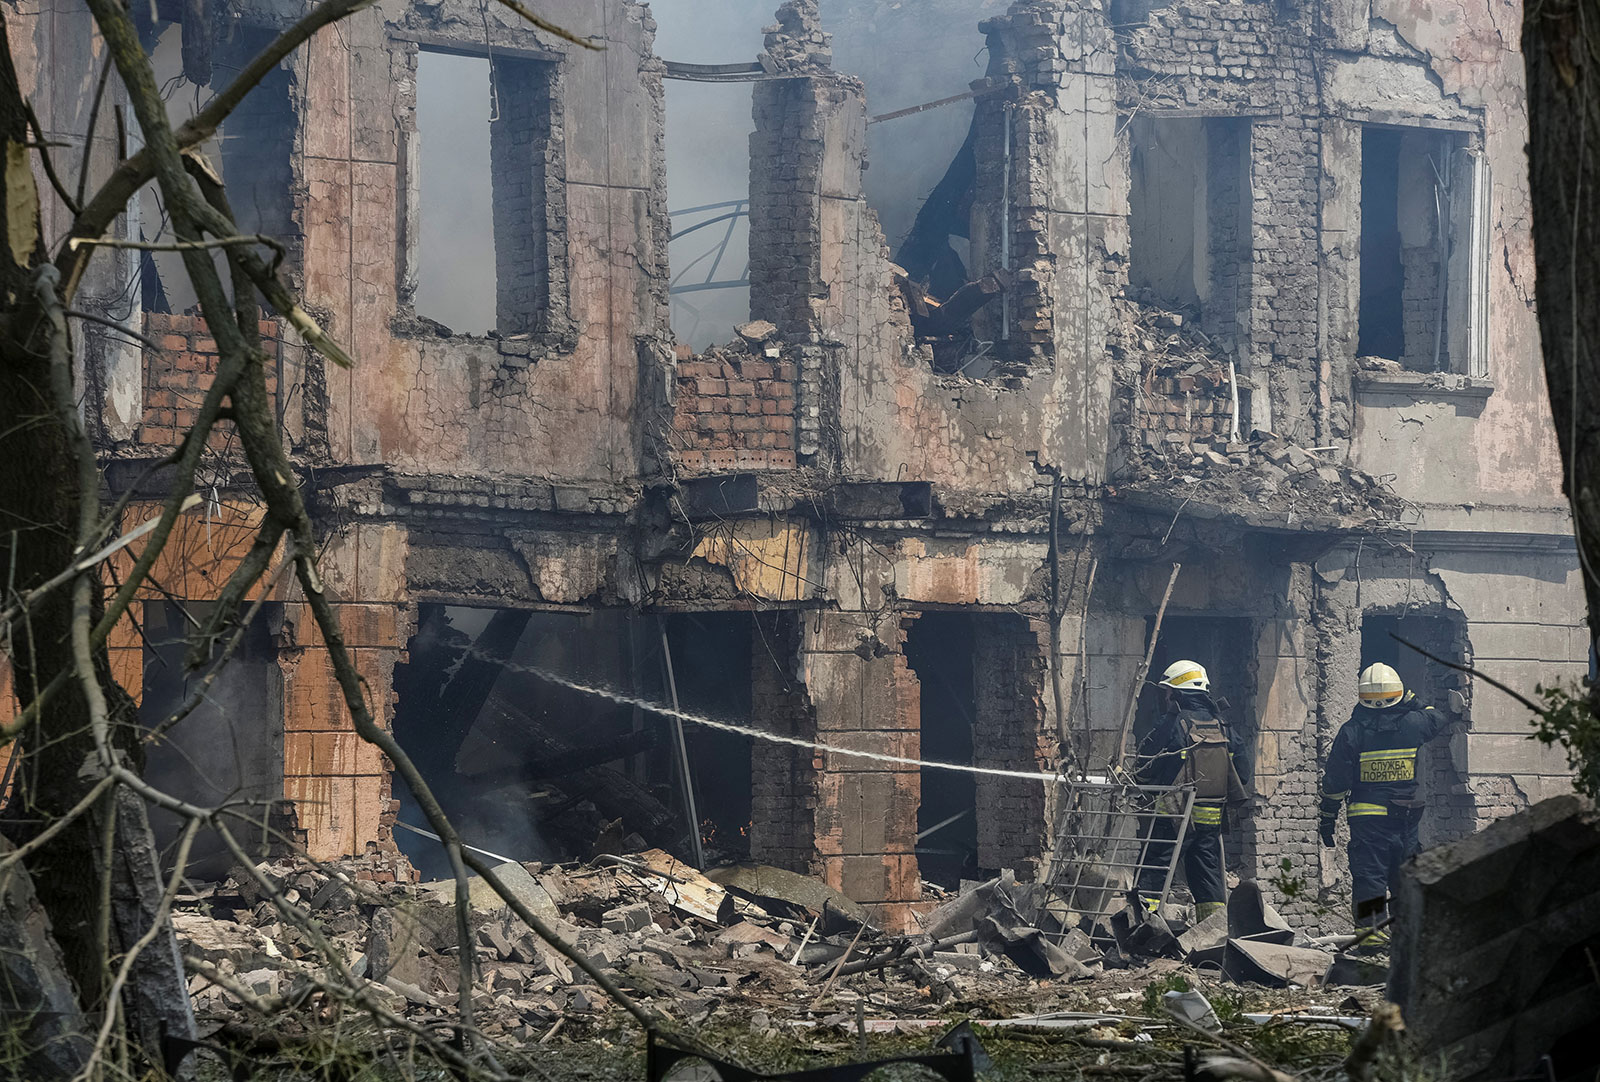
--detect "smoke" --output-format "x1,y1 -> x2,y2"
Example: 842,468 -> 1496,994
648,0 -> 999,346
370,1 -> 1002,348
415,52 -> 498,335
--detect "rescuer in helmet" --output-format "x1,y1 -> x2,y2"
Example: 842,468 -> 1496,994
1135,659 -> 1250,923
1318,662 -> 1453,946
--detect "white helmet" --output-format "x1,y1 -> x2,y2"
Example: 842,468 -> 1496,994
1357,663 -> 1404,709
1158,660 -> 1209,693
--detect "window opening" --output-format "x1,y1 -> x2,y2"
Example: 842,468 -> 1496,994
653,0 -> 767,349
1358,128 -> 1405,360
1127,116 -> 1249,340
415,51 -> 498,336
1358,126 -> 1487,375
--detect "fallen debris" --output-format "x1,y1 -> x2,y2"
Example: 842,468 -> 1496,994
172,845 -> 1382,1054
1389,795 -> 1600,1082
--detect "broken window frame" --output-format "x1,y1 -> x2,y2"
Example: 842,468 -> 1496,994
1355,121 -> 1490,379
394,33 -> 569,342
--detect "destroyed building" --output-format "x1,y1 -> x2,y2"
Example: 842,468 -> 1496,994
0,0 -> 1586,934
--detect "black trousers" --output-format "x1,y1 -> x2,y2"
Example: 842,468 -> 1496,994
1347,808 -> 1422,917
1137,809 -> 1225,905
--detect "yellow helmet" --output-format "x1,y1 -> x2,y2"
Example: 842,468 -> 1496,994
1158,659 -> 1210,693
1357,663 -> 1404,709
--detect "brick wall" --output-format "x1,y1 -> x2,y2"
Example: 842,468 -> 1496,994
1122,3 -> 1323,439
804,614 -> 922,932
488,56 -> 561,335
748,613 -> 819,873
672,346 -> 798,473
1400,245 -> 1447,372
972,616 -> 1054,872
750,77 -> 827,337
1138,372 -> 1236,447
1205,118 -> 1250,347
140,312 -> 280,449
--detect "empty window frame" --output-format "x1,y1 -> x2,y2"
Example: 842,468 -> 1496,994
1358,126 -> 1490,376
1127,116 -> 1250,337
410,47 -> 555,337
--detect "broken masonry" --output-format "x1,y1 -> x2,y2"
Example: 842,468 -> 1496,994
0,0 -> 1580,944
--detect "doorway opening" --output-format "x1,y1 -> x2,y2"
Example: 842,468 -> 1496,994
903,613 -> 979,887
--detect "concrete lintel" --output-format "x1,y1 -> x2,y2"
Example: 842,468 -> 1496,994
387,29 -> 561,63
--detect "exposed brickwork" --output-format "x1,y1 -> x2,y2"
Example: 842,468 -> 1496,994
1121,4 -> 1320,439
748,614 -> 819,873
749,77 -> 838,337
488,56 -> 561,335
972,616 -> 1054,872
1136,374 -> 1235,445
673,347 -> 799,473
805,615 -> 922,932
1400,244 -> 1447,372
139,312 -> 280,449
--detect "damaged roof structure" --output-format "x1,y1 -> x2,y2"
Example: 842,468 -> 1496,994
0,0 -> 1585,944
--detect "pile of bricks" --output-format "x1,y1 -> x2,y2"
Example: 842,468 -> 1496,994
672,346 -> 798,473
140,312 -> 280,449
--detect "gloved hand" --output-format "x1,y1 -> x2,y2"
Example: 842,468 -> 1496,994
1319,818 -> 1337,848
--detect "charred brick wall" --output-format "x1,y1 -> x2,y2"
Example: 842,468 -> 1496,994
748,614 -> 819,873
488,56 -> 562,335
972,616 -> 1054,872
672,347 -> 798,473
749,78 -> 828,338
140,313 -> 280,449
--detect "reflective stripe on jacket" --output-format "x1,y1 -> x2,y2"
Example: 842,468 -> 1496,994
1319,692 -> 1446,820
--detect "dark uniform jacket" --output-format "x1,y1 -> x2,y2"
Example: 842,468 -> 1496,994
1319,693 -> 1447,820
1138,690 -> 1250,821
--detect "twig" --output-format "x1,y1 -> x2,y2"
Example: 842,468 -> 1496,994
1117,563 -> 1183,764
808,922 -> 867,1011
67,232 -> 285,262
1390,633 -> 1547,716
1164,1006 -> 1293,1081
0,495 -> 201,630
22,98 -> 80,214
490,0 -> 602,48
63,308 -> 161,350
75,819 -> 201,1082
76,57 -> 113,211
0,774 -> 115,877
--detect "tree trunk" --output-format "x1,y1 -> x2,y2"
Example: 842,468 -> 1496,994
1525,0 -> 1600,670
0,9 -> 195,1074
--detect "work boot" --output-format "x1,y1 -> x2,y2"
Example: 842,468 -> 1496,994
1194,901 -> 1226,923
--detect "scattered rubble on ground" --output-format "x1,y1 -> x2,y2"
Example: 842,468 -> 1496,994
175,847 -> 1392,1057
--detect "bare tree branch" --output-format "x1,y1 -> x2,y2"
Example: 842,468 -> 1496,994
1390,633 -> 1548,716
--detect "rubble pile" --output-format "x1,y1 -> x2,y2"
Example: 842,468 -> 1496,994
175,850 -> 1387,1043
1110,298 -> 1408,527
